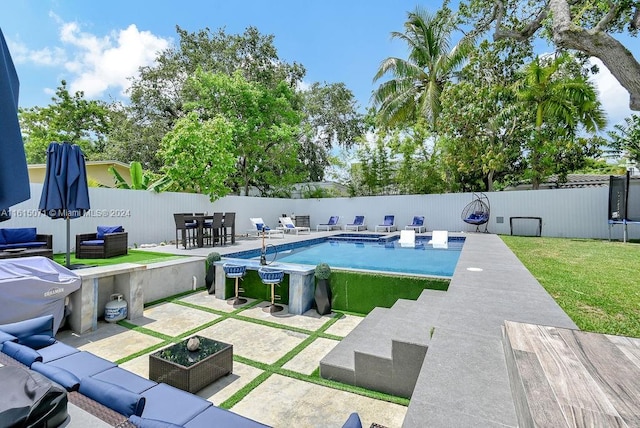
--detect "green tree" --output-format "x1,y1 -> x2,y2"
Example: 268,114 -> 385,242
298,82 -> 363,181
108,161 -> 173,192
607,114 -> 640,164
182,70 -> 304,196
372,5 -> 474,129
160,112 -> 235,201
515,53 -> 606,188
457,0 -> 640,110
19,80 -> 110,163
117,26 -> 306,172
438,40 -> 532,191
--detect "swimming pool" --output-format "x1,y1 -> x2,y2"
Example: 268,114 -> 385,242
227,234 -> 464,277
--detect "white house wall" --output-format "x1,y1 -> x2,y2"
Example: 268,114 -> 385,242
0,184 -> 617,253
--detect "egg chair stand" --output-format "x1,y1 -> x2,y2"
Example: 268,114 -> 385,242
461,192 -> 490,233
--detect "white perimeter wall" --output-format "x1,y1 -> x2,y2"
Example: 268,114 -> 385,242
2,184 -> 616,253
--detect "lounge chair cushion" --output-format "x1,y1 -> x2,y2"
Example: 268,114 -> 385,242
31,361 -> 80,391
97,225 -> 124,239
129,415 -> 183,428
1,341 -> 43,366
80,376 -> 146,417
20,334 -> 57,349
0,227 -> 37,244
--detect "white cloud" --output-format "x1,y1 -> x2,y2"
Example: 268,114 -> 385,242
297,80 -> 312,92
58,22 -> 170,99
589,57 -> 633,130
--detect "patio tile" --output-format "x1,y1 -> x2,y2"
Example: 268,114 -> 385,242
324,313 -> 364,337
197,318 -> 307,365
119,352 -> 154,379
240,302 -> 333,331
197,361 -> 264,405
179,290 -> 255,312
282,337 -> 339,375
57,321 -> 163,362
230,373 -> 407,428
129,302 -> 221,337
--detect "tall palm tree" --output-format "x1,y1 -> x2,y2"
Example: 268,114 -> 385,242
516,53 -> 607,189
372,6 -> 473,130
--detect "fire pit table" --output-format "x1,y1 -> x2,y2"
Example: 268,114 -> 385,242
149,336 -> 233,393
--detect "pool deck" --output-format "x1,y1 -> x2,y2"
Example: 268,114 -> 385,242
62,231 -> 605,427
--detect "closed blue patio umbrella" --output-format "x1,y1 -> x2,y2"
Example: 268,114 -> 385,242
0,27 -> 30,221
38,142 -> 90,268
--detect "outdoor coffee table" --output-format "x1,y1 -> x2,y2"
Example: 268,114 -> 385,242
149,336 -> 233,393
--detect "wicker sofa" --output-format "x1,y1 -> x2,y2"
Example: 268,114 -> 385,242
0,227 -> 53,259
76,225 -> 128,259
0,315 -> 271,427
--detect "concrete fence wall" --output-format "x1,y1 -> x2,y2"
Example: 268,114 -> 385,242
1,184 -> 617,253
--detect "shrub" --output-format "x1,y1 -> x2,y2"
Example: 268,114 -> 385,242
315,263 -> 331,280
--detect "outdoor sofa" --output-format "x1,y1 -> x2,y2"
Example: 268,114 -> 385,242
0,315 -> 270,427
0,227 -> 52,256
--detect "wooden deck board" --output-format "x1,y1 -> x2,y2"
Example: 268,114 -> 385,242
504,321 -> 640,428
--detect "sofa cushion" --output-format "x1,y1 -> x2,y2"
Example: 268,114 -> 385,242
1,241 -> 46,249
0,330 -> 17,344
46,351 -> 116,379
1,341 -> 43,366
183,404 -> 270,428
0,315 -> 54,344
129,415 -> 183,428
80,239 -> 104,246
20,334 -> 56,350
1,228 -> 37,244
91,367 -> 157,394
31,361 -> 80,391
80,376 -> 145,417
37,341 -> 79,363
141,383 -> 211,426
97,225 -> 123,239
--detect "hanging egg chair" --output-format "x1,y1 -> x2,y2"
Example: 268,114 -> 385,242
461,192 -> 490,232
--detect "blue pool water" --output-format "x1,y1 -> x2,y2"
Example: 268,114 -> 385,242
230,235 -> 464,277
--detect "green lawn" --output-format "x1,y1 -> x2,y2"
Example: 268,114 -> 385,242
501,235 -> 640,338
53,249 -> 185,267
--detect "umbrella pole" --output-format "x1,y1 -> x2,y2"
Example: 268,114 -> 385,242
66,214 -> 71,268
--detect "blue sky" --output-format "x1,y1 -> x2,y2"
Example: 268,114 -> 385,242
0,0 -> 637,132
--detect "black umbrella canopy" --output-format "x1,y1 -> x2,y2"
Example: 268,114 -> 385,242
38,142 -> 91,267
0,27 -> 30,221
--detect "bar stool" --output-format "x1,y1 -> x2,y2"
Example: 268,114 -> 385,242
258,267 -> 285,313
223,263 -> 247,306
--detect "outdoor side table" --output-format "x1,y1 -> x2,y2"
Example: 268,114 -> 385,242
149,336 -> 233,393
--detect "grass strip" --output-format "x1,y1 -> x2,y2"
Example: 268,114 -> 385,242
501,235 -> 640,337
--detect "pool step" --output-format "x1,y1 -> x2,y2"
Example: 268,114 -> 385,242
320,289 -> 446,397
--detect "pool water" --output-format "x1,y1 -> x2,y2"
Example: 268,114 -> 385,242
236,236 -> 464,277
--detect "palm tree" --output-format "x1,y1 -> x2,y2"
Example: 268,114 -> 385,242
372,6 -> 473,130
516,53 -> 607,189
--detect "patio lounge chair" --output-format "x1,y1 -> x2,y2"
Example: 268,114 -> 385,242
278,217 -> 311,235
344,216 -> 366,231
405,216 -> 426,233
428,230 -> 448,249
249,218 -> 284,238
398,230 -> 416,247
374,215 -> 396,232
316,216 -> 341,231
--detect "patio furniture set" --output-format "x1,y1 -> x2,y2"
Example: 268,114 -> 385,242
174,212 -> 236,249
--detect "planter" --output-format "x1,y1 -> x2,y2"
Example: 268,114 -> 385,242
315,278 -> 332,315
